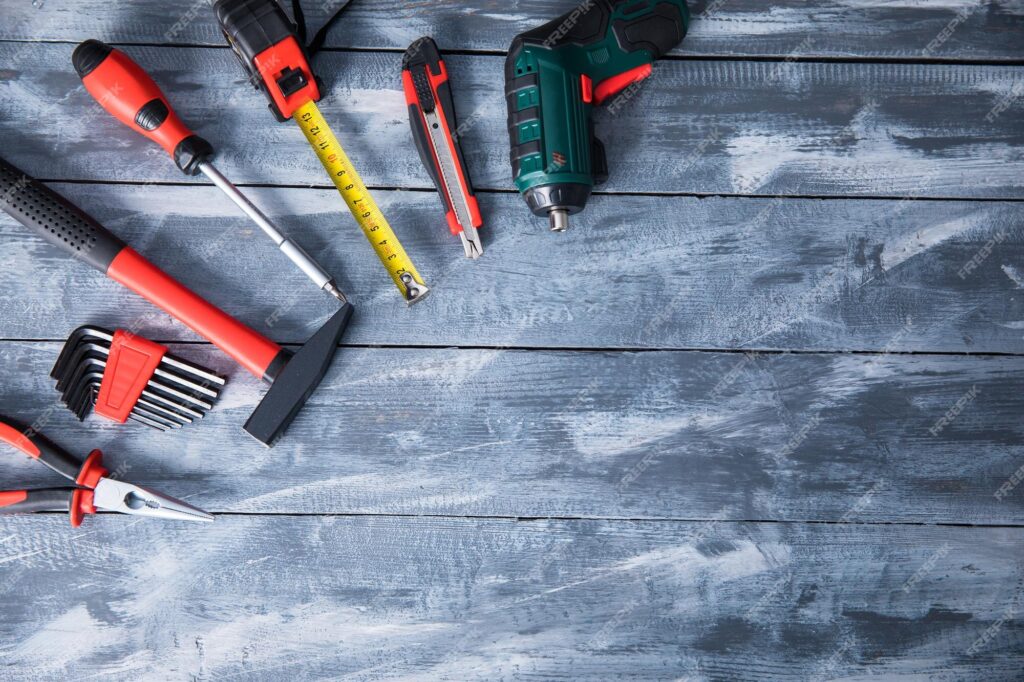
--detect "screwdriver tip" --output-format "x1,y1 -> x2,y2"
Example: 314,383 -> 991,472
323,282 -> 348,304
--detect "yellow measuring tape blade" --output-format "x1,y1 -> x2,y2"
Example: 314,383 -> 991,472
295,100 -> 429,304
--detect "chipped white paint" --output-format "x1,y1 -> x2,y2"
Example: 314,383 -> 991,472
0,3 -> 1023,679
5,0 -> 1022,60
1001,264 -> 1024,288
335,88 -> 406,117
9,605 -> 121,670
612,540 -> 788,583
558,412 -> 699,459
2,342 -> 1023,523
6,45 -> 1024,199
882,214 -> 985,271
5,517 -> 1016,679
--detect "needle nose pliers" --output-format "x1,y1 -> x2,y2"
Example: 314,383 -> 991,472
0,416 -> 213,526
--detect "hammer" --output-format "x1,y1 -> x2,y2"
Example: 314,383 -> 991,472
0,156 -> 352,447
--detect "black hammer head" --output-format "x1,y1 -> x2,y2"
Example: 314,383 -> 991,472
244,303 -> 354,447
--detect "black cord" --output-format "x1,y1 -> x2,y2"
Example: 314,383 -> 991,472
292,0 -> 308,44
292,0 -> 353,58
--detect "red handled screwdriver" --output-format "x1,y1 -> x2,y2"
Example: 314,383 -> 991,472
72,39 -> 346,303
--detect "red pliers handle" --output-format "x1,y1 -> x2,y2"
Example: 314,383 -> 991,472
0,417 -> 212,526
0,418 -> 108,527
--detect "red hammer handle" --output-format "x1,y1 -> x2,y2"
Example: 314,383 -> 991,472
0,157 -> 282,380
107,249 -> 281,378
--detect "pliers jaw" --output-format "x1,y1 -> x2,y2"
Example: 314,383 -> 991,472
92,478 -> 214,523
0,417 -> 214,526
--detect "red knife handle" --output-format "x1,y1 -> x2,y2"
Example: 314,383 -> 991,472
402,37 -> 482,236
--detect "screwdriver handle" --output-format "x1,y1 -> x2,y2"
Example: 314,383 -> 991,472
73,39 -> 213,175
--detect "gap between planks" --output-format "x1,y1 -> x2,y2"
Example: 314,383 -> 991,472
2,37 -> 1023,67
31,177 -> 1024,204
2,340 -> 1023,358
19,509 -> 1024,529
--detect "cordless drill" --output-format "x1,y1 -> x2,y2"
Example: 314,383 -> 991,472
505,0 -> 689,231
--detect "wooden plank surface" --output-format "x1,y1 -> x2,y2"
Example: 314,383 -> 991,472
3,0 -> 1023,61
3,183 -> 1023,354
0,516 -> 1021,681
1,1 -> 1022,679
2,342 -> 1022,524
3,45 -> 1024,199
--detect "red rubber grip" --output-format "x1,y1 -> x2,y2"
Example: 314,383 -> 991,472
81,47 -> 194,158
107,248 -> 282,379
252,36 -> 320,121
71,489 -> 95,527
0,422 -> 40,458
75,450 -> 108,490
0,491 -> 28,507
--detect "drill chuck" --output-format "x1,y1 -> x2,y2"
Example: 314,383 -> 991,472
522,182 -> 592,232
548,209 -> 570,232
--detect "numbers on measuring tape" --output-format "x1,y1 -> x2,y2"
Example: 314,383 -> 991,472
295,100 -> 428,301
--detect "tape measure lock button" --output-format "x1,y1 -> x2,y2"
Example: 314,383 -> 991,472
277,67 -> 309,97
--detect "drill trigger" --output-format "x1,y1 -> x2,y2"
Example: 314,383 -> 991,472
593,63 -> 653,106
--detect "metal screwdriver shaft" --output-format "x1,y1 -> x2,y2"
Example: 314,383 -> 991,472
72,39 -> 348,304
199,162 -> 346,302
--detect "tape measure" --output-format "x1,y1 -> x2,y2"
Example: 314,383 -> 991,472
295,100 -> 430,304
214,0 -> 429,305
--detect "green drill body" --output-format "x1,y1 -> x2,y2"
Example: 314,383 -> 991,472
505,0 -> 689,231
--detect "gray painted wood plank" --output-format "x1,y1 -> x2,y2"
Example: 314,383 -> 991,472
2,183 -> 1023,354
3,0 -> 1023,61
1,342 -> 1021,523
3,44 -> 1024,199
0,516 -> 1020,680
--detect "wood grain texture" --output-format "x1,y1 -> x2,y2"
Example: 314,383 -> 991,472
0,516 -> 1021,681
3,44 -> 1024,199
3,0 -> 1023,61
2,183 -> 1023,354
1,1 -> 1023,678
2,342 -> 1022,523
